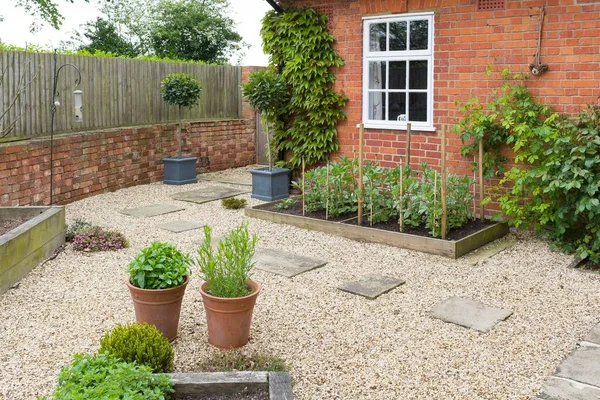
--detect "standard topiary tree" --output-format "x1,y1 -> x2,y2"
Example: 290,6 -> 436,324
242,70 -> 288,171
160,73 -> 203,158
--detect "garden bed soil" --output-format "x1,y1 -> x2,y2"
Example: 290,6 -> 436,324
177,387 -> 268,400
0,217 -> 30,236
578,260 -> 600,273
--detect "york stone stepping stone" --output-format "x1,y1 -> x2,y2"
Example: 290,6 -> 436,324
431,297 -> 513,332
555,346 -> 600,388
253,249 -> 327,278
536,376 -> 600,400
171,186 -> 248,205
157,220 -> 203,233
583,323 -> 600,346
338,274 -> 405,300
119,204 -> 185,218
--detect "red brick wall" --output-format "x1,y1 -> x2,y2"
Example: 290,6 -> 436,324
0,118 -> 256,206
281,0 -> 600,177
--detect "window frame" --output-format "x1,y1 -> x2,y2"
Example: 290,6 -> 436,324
362,12 -> 435,131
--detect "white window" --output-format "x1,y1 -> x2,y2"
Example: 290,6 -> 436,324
362,13 -> 434,131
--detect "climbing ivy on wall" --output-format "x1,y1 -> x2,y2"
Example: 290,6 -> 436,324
261,8 -> 348,169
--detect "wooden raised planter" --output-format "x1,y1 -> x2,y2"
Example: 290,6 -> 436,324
246,200 -> 508,259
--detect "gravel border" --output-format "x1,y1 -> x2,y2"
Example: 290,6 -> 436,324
1,166 -> 600,400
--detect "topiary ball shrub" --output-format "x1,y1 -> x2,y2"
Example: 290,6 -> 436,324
65,219 -> 92,242
99,323 -> 174,373
221,198 -> 247,210
71,226 -> 129,252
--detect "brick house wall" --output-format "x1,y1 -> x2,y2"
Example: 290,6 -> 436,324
279,0 -> 600,177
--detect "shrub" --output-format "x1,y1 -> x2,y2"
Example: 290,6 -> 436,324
200,349 -> 289,372
71,226 -> 129,252
99,323 -> 174,373
196,223 -> 258,298
128,242 -> 191,289
65,219 -> 92,242
43,352 -> 172,400
222,198 -> 247,210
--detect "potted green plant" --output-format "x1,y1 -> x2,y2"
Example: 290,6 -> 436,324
196,222 -> 260,349
160,73 -> 203,185
242,70 -> 290,201
127,241 -> 191,341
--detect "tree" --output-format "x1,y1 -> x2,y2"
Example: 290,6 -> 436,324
150,0 -> 244,63
9,0 -> 88,31
99,0 -> 155,55
71,18 -> 140,57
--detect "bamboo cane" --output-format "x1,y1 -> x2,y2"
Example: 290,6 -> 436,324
399,158 -> 404,232
441,126 -> 448,240
473,156 -> 477,221
478,139 -> 484,222
358,123 -> 364,225
406,123 -> 412,167
433,170 -> 438,237
325,160 -> 329,220
302,158 -> 306,217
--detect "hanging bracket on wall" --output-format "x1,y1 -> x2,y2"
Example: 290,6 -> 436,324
529,5 -> 548,76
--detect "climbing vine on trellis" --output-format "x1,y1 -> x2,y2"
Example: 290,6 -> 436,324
261,8 -> 348,169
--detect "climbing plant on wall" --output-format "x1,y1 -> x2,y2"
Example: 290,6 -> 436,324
261,8 -> 348,169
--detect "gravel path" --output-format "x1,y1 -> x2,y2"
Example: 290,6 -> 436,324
1,167 -> 600,400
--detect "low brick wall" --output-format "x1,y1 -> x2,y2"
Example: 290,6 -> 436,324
0,119 -> 256,206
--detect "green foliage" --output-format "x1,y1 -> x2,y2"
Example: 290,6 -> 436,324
242,70 -> 289,114
71,226 -> 129,252
221,197 -> 247,210
99,323 -> 174,373
128,242 -> 191,289
274,197 -> 297,210
150,0 -> 244,63
261,8 -> 348,169
196,223 -> 258,298
10,0 -> 83,31
65,219 -> 92,242
160,73 -> 203,108
43,352 -> 172,400
199,349 -> 289,372
71,18 -> 141,58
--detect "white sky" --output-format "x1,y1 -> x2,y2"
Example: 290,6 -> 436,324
0,0 -> 271,66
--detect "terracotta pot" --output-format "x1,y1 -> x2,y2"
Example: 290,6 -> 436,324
200,280 -> 261,349
126,276 -> 189,342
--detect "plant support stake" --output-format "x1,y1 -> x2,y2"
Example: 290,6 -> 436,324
473,156 -> 477,221
433,170 -> 438,238
325,160 -> 329,220
441,126 -> 448,240
358,123 -> 364,225
302,158 -> 306,217
399,158 -> 404,232
479,139 -> 485,222
406,123 -> 412,166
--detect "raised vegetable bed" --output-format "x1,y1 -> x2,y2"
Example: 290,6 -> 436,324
0,206 -> 65,294
246,200 -> 508,259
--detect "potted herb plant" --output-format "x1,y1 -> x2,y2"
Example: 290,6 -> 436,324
242,70 -> 290,201
196,222 -> 260,349
127,241 -> 191,341
160,73 -> 203,185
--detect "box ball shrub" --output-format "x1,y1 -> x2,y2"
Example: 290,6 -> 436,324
99,323 -> 174,373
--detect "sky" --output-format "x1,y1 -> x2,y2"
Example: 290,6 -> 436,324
0,0 -> 271,66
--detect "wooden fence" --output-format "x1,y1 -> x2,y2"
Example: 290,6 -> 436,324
0,51 -> 242,138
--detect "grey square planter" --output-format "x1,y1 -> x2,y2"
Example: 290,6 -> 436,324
163,157 -> 198,185
250,167 -> 290,201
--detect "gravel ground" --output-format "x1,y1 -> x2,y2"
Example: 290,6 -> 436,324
1,166 -> 600,400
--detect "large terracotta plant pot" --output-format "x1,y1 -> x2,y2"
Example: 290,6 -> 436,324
200,280 -> 261,349
126,276 -> 189,341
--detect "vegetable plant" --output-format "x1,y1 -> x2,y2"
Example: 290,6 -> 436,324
128,241 -> 191,289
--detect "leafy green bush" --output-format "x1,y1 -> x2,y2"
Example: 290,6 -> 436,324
128,242 -> 191,289
196,223 -> 258,298
71,226 -> 129,252
221,198 -> 247,210
65,219 -> 92,242
43,352 -> 172,400
99,323 -> 174,373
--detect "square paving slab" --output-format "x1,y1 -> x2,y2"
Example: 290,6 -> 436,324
338,274 -> 405,300
171,186 -> 249,204
157,220 -> 203,233
119,204 -> 185,218
431,297 -> 513,332
253,249 -> 327,278
555,347 -> 600,388
584,323 -> 600,346
536,376 -> 600,400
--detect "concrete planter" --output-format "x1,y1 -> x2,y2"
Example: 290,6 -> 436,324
163,157 -> 198,185
0,207 -> 65,294
250,167 -> 290,202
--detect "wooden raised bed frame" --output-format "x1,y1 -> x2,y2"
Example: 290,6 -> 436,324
246,200 -> 508,259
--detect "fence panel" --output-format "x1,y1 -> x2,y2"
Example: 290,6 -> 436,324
0,50 -> 242,138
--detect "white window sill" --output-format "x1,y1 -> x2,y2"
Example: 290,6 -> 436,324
357,123 -> 437,132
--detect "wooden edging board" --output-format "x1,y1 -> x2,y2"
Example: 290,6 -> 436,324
246,201 -> 509,259
169,371 -> 293,399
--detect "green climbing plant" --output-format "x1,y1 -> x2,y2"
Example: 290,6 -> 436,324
261,8 -> 348,169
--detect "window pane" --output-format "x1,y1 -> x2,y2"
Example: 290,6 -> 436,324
368,61 -> 387,89
409,20 -> 429,50
388,92 -> 407,121
368,92 -> 386,120
408,92 -> 427,122
409,60 -> 428,89
369,23 -> 387,52
389,61 -> 406,90
389,21 -> 407,51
